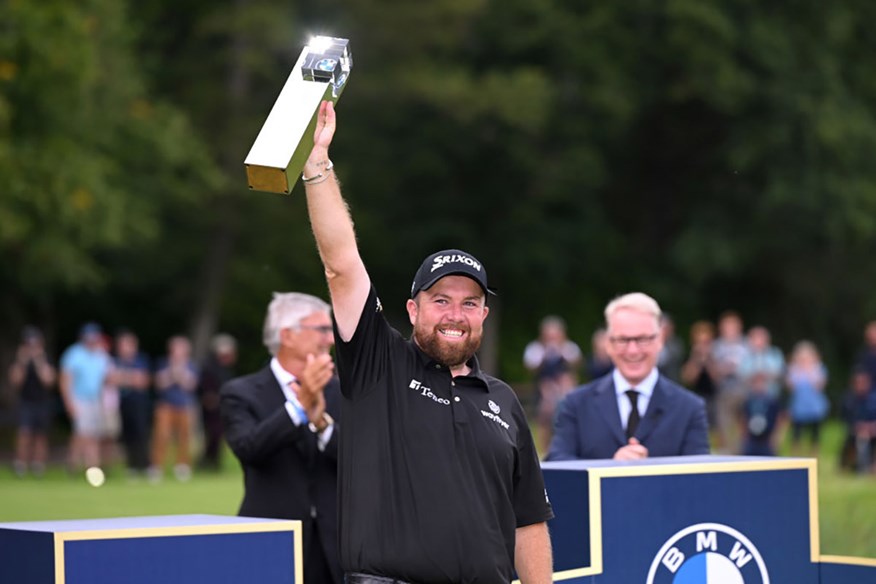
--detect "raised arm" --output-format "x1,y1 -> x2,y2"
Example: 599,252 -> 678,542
302,101 -> 370,342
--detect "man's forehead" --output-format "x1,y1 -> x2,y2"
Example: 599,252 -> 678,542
608,308 -> 659,329
425,275 -> 485,297
302,310 -> 331,322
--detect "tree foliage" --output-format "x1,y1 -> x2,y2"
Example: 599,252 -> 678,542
0,0 -> 215,343
3,0 -> 876,390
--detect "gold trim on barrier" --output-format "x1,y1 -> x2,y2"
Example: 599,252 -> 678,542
54,532 -> 65,584
52,520 -> 302,584
293,521 -> 304,584
819,555 -> 876,568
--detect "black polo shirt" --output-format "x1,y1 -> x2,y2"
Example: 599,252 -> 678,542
334,286 -> 553,584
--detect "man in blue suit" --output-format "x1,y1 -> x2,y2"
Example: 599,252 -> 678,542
547,293 -> 710,461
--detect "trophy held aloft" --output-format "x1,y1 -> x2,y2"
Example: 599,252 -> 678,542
245,36 -> 352,194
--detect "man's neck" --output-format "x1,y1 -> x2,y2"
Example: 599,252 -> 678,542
450,364 -> 471,377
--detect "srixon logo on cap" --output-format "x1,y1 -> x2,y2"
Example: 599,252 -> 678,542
430,254 -> 482,273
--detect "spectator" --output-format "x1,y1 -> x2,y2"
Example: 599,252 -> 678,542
99,332 -> 123,467
585,328 -> 614,380
657,314 -> 684,382
740,368 -> 786,457
547,292 -> 710,461
523,315 -> 582,453
150,335 -> 199,482
740,326 -> 785,399
198,333 -> 238,471
854,320 -> 876,393
786,340 -> 829,457
59,322 -> 111,475
221,293 -> 341,584
8,326 -> 57,477
839,369 -> 876,474
711,311 -> 749,453
681,320 -> 718,430
113,329 -> 152,477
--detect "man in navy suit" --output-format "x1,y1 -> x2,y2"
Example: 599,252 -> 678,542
547,293 -> 710,461
221,292 -> 342,584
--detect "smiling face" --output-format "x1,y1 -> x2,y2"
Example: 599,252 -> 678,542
407,275 -> 489,372
605,307 -> 663,385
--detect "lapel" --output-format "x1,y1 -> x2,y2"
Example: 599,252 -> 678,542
636,375 -> 671,443
254,364 -> 319,461
254,366 -> 287,412
594,376 -> 627,446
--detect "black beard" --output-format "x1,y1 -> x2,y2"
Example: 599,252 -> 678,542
414,327 -> 480,369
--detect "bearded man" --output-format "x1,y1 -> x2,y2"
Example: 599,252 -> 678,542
298,100 -> 554,584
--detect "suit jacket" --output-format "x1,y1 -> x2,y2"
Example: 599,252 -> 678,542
546,372 -> 710,460
220,366 -> 342,583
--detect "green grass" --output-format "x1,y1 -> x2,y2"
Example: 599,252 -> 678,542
0,458 -> 244,521
2,423 -> 875,560
798,422 -> 876,558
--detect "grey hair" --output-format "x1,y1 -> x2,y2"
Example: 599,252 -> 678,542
263,292 -> 331,356
604,292 -> 662,328
211,333 -> 237,355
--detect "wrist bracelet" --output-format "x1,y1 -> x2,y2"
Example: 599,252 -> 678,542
302,160 -> 334,184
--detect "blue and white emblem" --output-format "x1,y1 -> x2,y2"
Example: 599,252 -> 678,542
316,58 -> 337,72
646,523 -> 769,584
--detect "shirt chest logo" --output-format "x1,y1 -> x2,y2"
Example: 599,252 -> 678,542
480,401 -> 510,430
408,378 -> 450,406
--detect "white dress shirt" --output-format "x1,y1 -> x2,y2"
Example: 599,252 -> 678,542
270,357 -> 334,450
613,367 -> 659,432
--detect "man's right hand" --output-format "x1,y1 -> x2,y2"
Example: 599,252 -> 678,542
315,100 -> 336,147
305,100 -> 337,169
296,353 -> 334,414
613,437 -> 649,461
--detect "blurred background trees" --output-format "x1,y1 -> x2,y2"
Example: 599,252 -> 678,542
3,0 -> 876,392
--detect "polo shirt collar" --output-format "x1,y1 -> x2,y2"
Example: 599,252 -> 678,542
613,367 -> 658,399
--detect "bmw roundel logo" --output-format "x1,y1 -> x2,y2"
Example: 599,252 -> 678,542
646,523 -> 770,584
316,58 -> 337,72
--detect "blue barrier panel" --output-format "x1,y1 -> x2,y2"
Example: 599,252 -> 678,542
539,455 -> 876,584
820,556 -> 876,584
0,514 -> 301,584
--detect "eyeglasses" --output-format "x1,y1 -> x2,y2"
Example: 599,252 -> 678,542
609,334 -> 659,348
295,325 -> 334,335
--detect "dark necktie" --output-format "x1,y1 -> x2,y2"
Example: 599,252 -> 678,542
625,389 -> 640,439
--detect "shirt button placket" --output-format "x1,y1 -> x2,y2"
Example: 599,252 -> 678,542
450,380 -> 465,424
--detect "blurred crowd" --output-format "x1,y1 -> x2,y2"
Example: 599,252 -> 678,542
6,311 -> 876,481
6,322 -> 238,481
524,312 -> 876,473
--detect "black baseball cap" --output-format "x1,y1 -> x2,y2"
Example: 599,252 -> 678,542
410,249 -> 497,298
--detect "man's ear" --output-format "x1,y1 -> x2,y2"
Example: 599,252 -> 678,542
279,327 -> 295,348
406,298 -> 419,326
